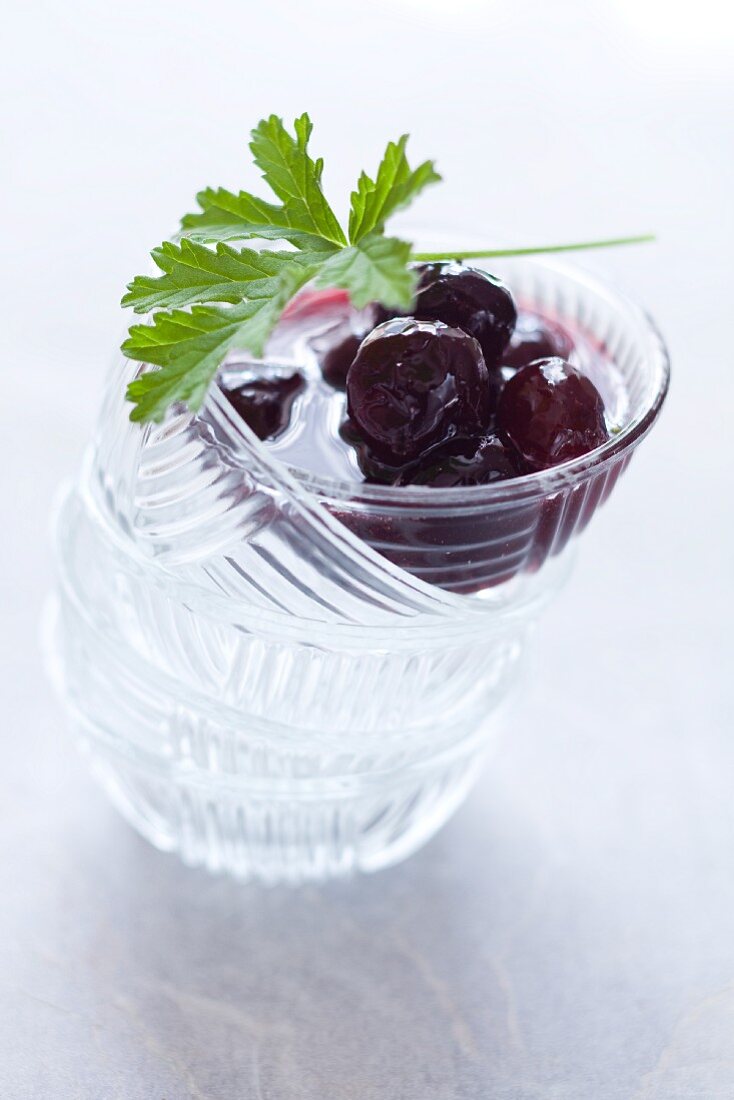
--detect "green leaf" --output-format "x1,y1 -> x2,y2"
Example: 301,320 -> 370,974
123,262 -> 317,422
181,113 -> 346,253
249,113 -> 346,247
315,233 -> 417,310
181,187 -> 339,252
122,239 -> 320,313
122,108 -> 654,424
348,135 -> 440,244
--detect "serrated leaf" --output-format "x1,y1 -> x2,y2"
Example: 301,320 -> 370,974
122,239 -> 320,313
123,262 -> 318,422
249,113 -> 346,247
123,113 -> 441,422
181,187 -> 339,251
121,109 -> 651,425
315,233 -> 417,310
348,135 -> 440,244
182,113 -> 346,253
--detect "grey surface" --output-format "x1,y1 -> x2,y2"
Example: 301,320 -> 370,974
3,2 -> 734,1097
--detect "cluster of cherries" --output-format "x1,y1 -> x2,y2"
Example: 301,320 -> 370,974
224,263 -> 610,488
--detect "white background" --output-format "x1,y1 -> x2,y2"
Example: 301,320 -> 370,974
2,2 -> 734,1096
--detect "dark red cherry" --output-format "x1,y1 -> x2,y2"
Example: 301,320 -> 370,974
222,372 -> 304,441
410,263 -> 517,367
502,318 -> 574,370
339,419 -> 408,484
310,323 -> 362,389
309,305 -> 383,390
497,358 -> 608,470
346,318 -> 492,464
394,434 -> 527,487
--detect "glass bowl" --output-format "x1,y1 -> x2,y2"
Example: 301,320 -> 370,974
45,252 -> 669,882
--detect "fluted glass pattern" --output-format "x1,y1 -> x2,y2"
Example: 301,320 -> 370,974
46,254 -> 669,882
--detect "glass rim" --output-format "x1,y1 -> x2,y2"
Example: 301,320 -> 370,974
215,252 -> 670,510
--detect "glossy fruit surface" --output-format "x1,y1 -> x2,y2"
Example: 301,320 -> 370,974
222,373 -> 304,441
502,318 -> 574,370
311,323 -> 363,389
497,358 -> 608,469
346,318 -> 491,463
338,421 -> 407,484
309,305 -> 381,390
394,434 -> 526,487
411,262 -> 517,366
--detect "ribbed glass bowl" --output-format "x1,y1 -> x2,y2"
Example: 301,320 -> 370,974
45,252 -> 669,883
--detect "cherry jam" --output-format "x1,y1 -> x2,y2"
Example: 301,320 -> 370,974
218,277 -> 626,592
220,286 -> 622,485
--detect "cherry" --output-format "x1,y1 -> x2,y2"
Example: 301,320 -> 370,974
497,358 -> 608,470
308,305 -> 383,390
394,434 -> 526,487
410,262 -> 517,367
339,425 -> 407,484
502,318 -> 574,370
222,372 -> 304,441
310,322 -> 363,389
346,318 -> 492,464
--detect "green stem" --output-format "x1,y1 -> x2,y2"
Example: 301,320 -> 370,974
410,234 -> 655,262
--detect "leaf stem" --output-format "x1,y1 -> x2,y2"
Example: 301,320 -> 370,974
410,234 -> 656,262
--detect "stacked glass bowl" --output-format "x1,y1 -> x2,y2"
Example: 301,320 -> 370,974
46,254 -> 669,882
